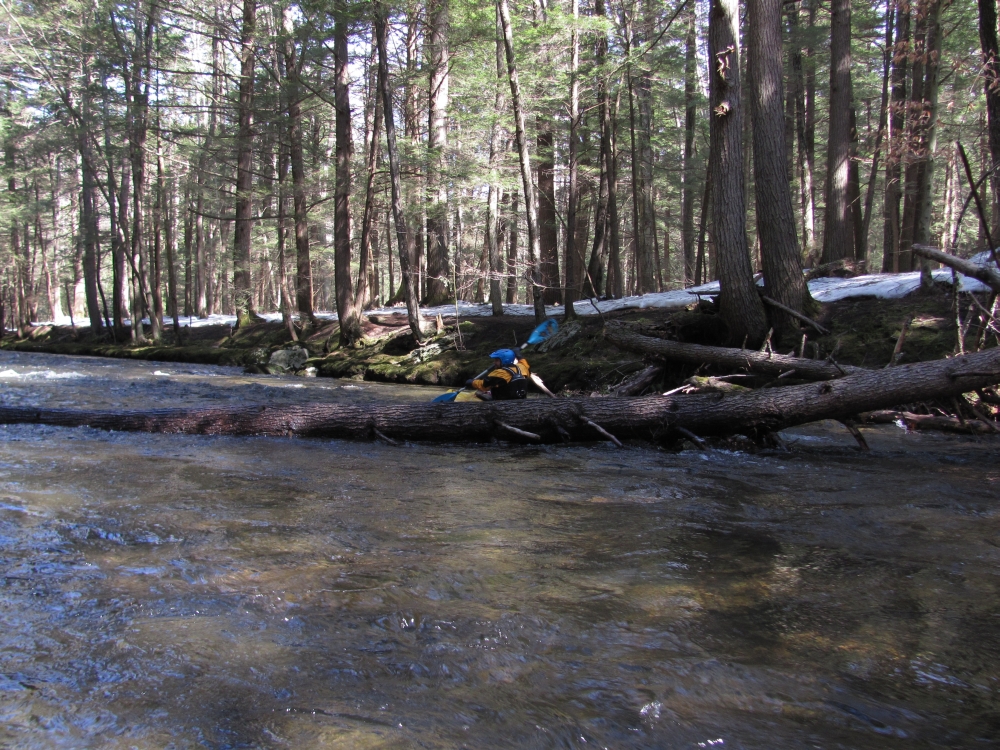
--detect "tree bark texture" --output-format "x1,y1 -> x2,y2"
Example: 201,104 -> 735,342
282,10 -> 315,323
682,5 -> 697,286
333,3 -> 361,345
883,0 -> 910,272
979,0 -> 1000,224
375,1 -> 424,341
497,0 -> 546,322
822,0 -> 854,263
709,0 -> 768,346
605,323 -> 862,380
232,0 -> 257,326
5,348 -> 999,444
747,0 -> 806,345
425,0 -> 451,306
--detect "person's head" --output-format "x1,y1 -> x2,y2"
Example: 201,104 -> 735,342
489,348 -> 516,366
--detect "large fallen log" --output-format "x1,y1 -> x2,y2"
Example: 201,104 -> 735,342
605,322 -> 861,380
1,347 -> 999,444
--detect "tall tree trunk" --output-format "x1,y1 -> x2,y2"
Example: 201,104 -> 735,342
425,0 -> 451,306
606,90 -> 624,299
681,4 -> 698,286
899,8 -> 927,272
356,36 -> 382,312
883,0 -> 910,272
914,0 -> 943,288
862,2 -> 894,267
748,0 -> 806,345
791,0 -> 817,261
333,2 -> 361,345
485,12 -> 507,316
821,0 -> 855,263
232,0 -> 257,327
497,0 -> 546,322
282,10 -> 315,324
979,0 -> 1000,228
709,0 -> 767,346
374,1 -> 424,341
564,0 -> 581,319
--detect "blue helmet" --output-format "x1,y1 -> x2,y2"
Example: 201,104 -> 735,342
489,348 -> 516,365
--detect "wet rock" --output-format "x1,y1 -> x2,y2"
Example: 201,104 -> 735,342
268,346 -> 309,373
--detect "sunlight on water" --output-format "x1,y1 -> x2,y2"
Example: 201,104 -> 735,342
0,351 -> 998,748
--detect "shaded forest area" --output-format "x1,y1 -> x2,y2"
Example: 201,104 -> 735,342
1,0 -> 1000,352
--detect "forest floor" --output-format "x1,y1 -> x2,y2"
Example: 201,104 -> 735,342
0,281 -> 980,396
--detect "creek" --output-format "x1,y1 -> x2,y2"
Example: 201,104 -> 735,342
0,350 -> 997,748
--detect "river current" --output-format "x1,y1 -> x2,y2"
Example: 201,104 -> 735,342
0,350 -> 997,748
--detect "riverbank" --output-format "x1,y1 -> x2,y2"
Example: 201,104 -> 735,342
0,281 -> 974,395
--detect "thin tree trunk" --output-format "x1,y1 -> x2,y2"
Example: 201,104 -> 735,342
564,0 -> 581,319
425,0 -> 451,306
682,4 -> 698,286
282,9 -> 315,324
883,0 -> 910,272
374,1 -> 424,340
232,0 -> 257,326
497,0 -> 546,322
356,36 -> 382,312
821,0 -> 855,263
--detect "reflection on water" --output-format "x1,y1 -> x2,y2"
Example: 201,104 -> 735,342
0,350 -> 998,748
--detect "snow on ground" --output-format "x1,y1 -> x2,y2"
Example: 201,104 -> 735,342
30,253 -> 998,329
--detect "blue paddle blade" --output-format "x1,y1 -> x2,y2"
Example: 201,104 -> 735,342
432,391 -> 460,403
527,318 -> 558,345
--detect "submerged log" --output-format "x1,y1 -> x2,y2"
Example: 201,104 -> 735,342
1,347 -> 1000,444
605,322 -> 860,380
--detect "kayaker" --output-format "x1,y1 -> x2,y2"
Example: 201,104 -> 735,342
468,348 -> 530,401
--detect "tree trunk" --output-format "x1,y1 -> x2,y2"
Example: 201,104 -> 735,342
281,10 -> 315,325
607,323 -> 861,379
821,0 -> 855,263
232,0 -> 257,327
682,4 -> 698,286
564,0 -> 582,319
747,0 -> 806,345
425,0 -> 451,307
914,0 -> 943,289
374,1 -> 424,341
497,0 -> 546,322
7,348 -> 1000,445
709,0 -> 768,346
333,3 -> 361,345
979,0 -> 1000,224
356,36 -> 382,312
883,0 -> 910,272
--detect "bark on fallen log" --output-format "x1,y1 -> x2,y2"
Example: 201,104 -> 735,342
1,348 -> 999,444
912,245 -> 1000,293
605,323 -> 861,380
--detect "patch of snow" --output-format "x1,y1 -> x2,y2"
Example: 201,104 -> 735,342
26,257 -> 1000,329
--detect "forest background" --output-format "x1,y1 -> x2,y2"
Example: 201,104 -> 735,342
0,0 -> 995,350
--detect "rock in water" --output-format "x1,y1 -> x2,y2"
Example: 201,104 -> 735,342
269,346 -> 309,373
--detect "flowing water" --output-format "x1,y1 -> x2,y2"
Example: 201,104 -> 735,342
0,350 -> 998,749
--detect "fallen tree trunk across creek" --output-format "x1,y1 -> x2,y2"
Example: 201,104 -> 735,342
1,346 -> 999,444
